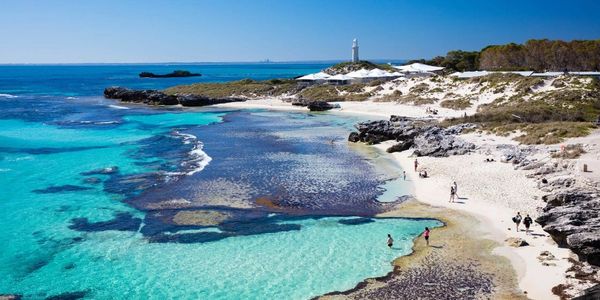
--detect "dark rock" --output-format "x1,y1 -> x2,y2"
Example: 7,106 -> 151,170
307,101 -> 334,111
348,115 -> 474,155
103,87 -> 244,107
387,141 -> 413,153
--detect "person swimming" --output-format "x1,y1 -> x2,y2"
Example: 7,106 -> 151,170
387,234 -> 394,248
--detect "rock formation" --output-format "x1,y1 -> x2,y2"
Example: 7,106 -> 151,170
516,156 -> 600,266
104,87 -> 244,106
348,115 -> 475,157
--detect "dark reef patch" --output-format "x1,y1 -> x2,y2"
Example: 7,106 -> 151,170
0,145 -> 110,155
45,291 -> 87,300
32,185 -> 93,194
338,218 -> 375,225
69,212 -> 142,232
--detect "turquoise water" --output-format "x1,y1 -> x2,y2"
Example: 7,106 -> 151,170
0,65 -> 436,299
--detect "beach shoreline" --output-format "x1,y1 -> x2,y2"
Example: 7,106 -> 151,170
213,98 -> 577,299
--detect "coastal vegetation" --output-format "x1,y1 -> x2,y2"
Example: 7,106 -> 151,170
298,83 -> 372,101
164,78 -> 300,98
409,39 -> 600,72
324,60 -> 396,75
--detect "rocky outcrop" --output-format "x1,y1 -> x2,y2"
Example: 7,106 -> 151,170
103,87 -> 245,107
307,101 -> 335,111
536,190 -> 600,266
348,115 -> 475,157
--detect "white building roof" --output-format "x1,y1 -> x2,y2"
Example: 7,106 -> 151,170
531,72 -> 565,77
346,68 -> 399,78
449,71 -> 490,78
346,69 -> 372,78
327,74 -> 354,81
297,72 -> 331,80
569,71 -> 600,76
450,71 -> 534,78
393,63 -> 444,73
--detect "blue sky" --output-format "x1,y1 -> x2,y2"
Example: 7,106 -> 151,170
1,0 -> 599,63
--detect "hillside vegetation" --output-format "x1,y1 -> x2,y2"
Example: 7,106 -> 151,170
410,39 -> 600,72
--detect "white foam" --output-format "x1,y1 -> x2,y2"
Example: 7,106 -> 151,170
0,93 -> 17,98
66,96 -> 78,100
108,104 -> 130,110
173,131 -> 212,175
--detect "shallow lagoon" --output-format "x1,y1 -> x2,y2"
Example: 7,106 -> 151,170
0,92 -> 440,299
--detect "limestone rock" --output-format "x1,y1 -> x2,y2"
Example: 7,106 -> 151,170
505,237 -> 529,247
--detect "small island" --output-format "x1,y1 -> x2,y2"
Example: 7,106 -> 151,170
139,70 -> 201,78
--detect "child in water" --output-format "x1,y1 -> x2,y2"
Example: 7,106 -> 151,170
387,234 -> 394,248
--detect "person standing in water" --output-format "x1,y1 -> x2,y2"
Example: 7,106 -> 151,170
523,214 -> 533,234
387,234 -> 394,248
414,159 -> 419,172
424,227 -> 430,246
512,212 -> 522,231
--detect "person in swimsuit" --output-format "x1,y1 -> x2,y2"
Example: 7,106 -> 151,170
387,234 -> 394,248
424,227 -> 430,246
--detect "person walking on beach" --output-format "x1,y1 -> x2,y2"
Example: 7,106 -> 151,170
387,234 -> 394,248
449,186 -> 456,203
403,171 -> 406,180
414,159 -> 419,172
523,214 -> 533,234
512,212 -> 522,231
453,181 -> 458,197
424,227 -> 430,246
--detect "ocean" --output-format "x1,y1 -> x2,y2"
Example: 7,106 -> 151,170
0,64 -> 439,299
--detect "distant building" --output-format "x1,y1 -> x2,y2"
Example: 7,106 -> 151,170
352,39 -> 359,63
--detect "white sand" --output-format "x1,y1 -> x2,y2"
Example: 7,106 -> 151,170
375,143 -> 573,299
214,98 -> 580,299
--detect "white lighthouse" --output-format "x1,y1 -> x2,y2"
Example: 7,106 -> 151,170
352,38 -> 359,63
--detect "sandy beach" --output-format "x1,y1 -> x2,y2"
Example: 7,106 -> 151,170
215,98 -> 591,299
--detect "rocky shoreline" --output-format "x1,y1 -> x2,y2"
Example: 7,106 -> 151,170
103,87 -> 245,106
347,115 -> 599,270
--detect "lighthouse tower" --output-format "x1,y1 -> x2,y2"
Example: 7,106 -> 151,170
352,38 -> 359,63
